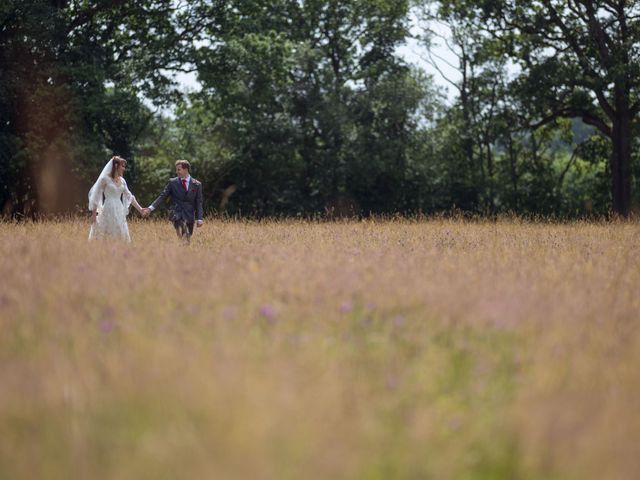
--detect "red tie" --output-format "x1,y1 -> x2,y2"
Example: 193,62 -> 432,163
182,179 -> 187,191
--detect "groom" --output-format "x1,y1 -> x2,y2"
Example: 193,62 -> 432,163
144,160 -> 204,243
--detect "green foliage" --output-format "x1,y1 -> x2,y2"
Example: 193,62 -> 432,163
172,0 -> 436,216
1,0 -> 633,218
412,0 -> 639,217
0,0 -> 184,216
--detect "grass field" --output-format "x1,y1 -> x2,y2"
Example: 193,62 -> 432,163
1,218 -> 639,479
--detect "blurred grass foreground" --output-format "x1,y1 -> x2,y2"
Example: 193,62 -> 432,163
1,218 -> 639,479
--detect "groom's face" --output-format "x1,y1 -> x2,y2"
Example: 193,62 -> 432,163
176,165 -> 188,178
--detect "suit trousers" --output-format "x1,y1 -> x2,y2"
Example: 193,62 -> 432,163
173,219 -> 194,239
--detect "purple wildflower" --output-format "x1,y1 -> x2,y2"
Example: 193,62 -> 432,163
222,306 -> 237,321
100,319 -> 115,333
360,317 -> 372,328
385,374 -> 400,390
339,301 -> 353,314
392,315 -> 406,328
448,416 -> 463,431
259,304 -> 277,321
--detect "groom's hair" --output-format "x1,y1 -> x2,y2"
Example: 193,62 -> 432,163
175,160 -> 191,172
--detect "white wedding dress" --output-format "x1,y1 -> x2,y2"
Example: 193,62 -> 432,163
88,176 -> 135,242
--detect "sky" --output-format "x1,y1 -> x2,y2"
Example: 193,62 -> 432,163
171,21 -> 462,104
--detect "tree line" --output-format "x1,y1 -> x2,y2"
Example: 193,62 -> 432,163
1,0 -> 638,218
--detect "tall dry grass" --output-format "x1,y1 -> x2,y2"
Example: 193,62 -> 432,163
0,217 -> 639,479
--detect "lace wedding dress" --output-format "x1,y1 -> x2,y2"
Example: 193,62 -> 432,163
88,176 -> 135,242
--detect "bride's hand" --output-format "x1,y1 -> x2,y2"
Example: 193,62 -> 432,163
91,211 -> 97,223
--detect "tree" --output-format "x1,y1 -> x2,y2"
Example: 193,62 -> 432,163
185,0 -> 432,215
0,0 -> 189,216
434,0 -> 640,216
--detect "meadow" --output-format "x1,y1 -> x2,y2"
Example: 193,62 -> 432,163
1,218 -> 639,479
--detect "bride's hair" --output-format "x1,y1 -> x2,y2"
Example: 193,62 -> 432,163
110,156 -> 127,178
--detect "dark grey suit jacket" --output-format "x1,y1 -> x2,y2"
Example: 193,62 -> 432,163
151,177 -> 203,223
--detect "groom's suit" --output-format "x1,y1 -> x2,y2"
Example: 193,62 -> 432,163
151,177 -> 204,239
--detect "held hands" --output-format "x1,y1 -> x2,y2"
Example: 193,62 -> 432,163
136,205 -> 198,223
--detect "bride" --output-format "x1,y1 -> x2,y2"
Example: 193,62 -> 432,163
88,156 -> 144,241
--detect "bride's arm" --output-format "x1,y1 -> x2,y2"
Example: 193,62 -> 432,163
122,178 -> 144,214
89,177 -> 107,223
131,196 -> 144,214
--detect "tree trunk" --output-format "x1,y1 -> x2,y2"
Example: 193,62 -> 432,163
610,103 -> 632,217
508,134 -> 518,208
458,48 -> 479,207
486,140 -> 494,210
